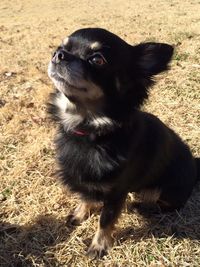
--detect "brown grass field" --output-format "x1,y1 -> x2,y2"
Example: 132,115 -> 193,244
0,0 -> 200,266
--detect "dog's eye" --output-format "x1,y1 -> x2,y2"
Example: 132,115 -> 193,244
89,54 -> 106,66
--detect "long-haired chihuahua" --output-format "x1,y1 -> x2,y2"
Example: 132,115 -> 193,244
48,28 -> 199,258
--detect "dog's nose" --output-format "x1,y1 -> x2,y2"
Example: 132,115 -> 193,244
52,50 -> 73,64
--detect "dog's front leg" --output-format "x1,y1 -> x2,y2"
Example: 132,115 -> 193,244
87,193 -> 126,258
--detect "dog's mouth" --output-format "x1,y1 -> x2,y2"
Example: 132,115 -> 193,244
48,61 -> 87,93
48,60 -> 104,102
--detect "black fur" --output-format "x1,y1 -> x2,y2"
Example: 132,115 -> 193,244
47,28 -> 198,255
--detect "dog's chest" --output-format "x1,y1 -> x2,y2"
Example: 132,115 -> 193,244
55,131 -> 122,183
55,132 -> 125,200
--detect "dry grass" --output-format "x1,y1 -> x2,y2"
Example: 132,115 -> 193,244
0,0 -> 200,266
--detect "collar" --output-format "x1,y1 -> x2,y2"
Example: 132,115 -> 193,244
72,129 -> 90,136
71,128 -> 97,141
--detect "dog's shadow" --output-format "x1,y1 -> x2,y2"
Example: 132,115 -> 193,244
1,159 -> 200,266
117,157 -> 200,243
117,180 -> 200,244
0,214 -> 77,267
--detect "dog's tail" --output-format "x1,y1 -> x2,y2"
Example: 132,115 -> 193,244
195,157 -> 200,181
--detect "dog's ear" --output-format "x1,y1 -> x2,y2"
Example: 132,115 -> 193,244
132,42 -> 174,76
121,42 -> 174,107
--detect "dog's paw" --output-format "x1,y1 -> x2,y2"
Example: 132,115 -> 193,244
86,234 -> 113,259
66,202 -> 93,227
66,214 -> 82,226
86,243 -> 108,259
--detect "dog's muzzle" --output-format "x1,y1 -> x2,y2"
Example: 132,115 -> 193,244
52,49 -> 74,64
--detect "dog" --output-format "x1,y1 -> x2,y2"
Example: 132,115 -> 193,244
47,28 -> 199,258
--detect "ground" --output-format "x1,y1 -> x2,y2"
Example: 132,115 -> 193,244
0,0 -> 200,266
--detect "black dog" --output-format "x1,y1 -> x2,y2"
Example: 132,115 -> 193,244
48,28 -> 199,258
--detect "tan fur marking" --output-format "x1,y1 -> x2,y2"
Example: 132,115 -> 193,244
84,82 -> 104,100
73,201 -> 95,222
139,188 -> 161,203
63,37 -> 69,45
88,224 -> 114,255
90,41 -> 102,50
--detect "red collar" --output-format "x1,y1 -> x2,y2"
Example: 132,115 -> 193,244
72,129 -> 90,136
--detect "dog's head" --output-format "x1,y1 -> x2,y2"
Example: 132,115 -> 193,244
48,28 -> 173,116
